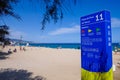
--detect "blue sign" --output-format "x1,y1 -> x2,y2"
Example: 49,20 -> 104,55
81,10 -> 112,72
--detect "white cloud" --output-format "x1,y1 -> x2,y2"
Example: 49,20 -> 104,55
49,25 -> 80,35
111,18 -> 120,28
9,30 -> 27,39
39,35 -> 47,39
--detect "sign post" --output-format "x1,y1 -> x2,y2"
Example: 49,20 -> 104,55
81,10 -> 113,80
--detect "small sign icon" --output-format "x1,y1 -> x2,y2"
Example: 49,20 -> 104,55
108,25 -> 110,29
88,29 -> 92,33
82,30 -> 85,33
96,28 -> 100,32
108,37 -> 111,41
108,42 -> 111,46
108,31 -> 111,35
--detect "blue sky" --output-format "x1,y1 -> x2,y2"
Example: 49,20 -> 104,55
1,0 -> 120,43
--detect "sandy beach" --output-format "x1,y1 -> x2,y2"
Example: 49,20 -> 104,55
0,46 -> 120,80
0,46 -> 80,80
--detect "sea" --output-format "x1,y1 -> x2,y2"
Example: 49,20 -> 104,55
20,43 -> 120,50
21,43 -> 80,49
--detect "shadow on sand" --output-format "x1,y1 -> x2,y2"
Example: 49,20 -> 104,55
0,68 -> 46,80
0,52 -> 11,60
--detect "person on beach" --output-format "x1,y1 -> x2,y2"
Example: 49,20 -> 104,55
13,48 -> 17,52
8,49 -> 12,54
2,43 -> 5,49
23,47 -> 26,51
20,46 -> 22,51
114,46 -> 118,54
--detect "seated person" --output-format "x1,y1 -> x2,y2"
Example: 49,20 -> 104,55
8,49 -> 12,53
13,48 -> 17,52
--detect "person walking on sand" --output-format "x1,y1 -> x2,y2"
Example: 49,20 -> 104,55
13,48 -> 17,52
20,46 -> 22,51
23,47 -> 26,51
